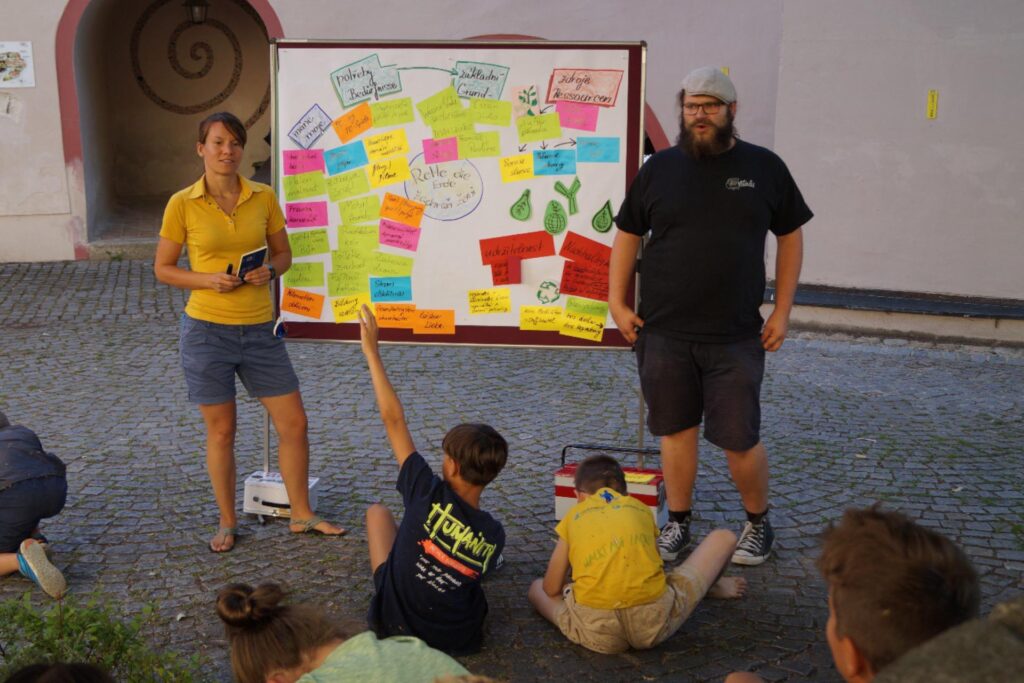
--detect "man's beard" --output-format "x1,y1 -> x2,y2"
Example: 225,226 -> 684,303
678,115 -> 735,160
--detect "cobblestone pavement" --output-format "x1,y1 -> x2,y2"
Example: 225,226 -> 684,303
1,260 -> 1022,682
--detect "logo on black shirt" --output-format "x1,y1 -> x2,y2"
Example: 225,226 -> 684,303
726,177 -> 756,190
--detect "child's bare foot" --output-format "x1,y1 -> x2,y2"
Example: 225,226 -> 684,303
708,575 -> 747,599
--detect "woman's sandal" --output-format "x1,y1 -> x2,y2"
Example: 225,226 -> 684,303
209,527 -> 237,553
289,515 -> 344,536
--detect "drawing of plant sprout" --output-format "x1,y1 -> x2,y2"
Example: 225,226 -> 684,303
518,85 -> 539,116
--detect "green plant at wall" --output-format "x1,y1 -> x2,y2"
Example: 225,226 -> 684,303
0,593 -> 208,682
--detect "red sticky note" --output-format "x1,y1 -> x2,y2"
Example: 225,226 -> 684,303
490,257 -> 522,286
559,231 -> 612,270
479,231 -> 556,266
281,287 -> 325,318
286,201 -> 329,228
282,149 -> 325,175
412,309 -> 456,335
559,261 -> 609,301
422,137 -> 459,164
556,101 -> 600,132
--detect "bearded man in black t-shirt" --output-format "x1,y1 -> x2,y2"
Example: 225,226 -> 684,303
610,67 -> 812,566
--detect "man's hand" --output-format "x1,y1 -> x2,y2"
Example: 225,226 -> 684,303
610,303 -> 644,345
761,309 -> 790,352
207,272 -> 242,293
359,304 -> 380,356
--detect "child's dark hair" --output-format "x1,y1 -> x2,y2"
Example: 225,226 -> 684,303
818,505 -> 979,673
198,111 -> 247,147
2,663 -> 114,683
216,582 -> 347,683
441,423 -> 507,486
574,454 -> 626,494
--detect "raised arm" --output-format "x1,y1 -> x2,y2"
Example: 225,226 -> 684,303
358,305 -> 416,467
608,229 -> 644,344
153,237 -> 241,293
761,227 -> 804,352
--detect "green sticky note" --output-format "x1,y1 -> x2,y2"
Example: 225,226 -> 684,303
326,168 -> 371,202
283,262 -> 325,288
565,296 -> 608,319
338,195 -> 380,225
370,97 -> 415,128
370,251 -> 414,276
283,171 -> 327,201
431,110 -> 475,139
332,244 -> 372,271
288,229 -> 330,257
327,268 -> 370,297
516,112 -> 562,144
457,131 -> 501,158
337,224 -> 379,253
417,86 -> 460,125
468,98 -> 512,126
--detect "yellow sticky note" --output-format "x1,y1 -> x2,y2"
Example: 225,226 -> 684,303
326,168 -> 370,202
370,97 -> 415,128
499,154 -> 534,182
469,98 -> 512,126
337,195 -> 380,225
516,112 -> 562,143
720,66 -> 730,76
365,129 -> 410,161
559,310 -> 605,342
368,157 -> 412,188
331,293 -> 370,322
337,223 -> 379,253
468,288 -> 511,314
625,472 -> 655,484
519,305 -> 563,331
565,296 -> 608,320
927,89 -> 939,119
458,131 -> 501,158
327,268 -> 369,297
417,86 -> 461,125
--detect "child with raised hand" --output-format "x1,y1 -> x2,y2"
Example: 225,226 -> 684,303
216,582 -> 469,683
358,305 -> 508,655
529,454 -> 746,654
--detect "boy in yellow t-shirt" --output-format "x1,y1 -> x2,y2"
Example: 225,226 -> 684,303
528,455 -> 747,654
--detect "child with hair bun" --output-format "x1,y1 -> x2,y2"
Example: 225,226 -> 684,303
216,582 -> 469,683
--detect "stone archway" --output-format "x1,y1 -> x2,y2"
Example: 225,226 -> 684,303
56,0 -> 283,257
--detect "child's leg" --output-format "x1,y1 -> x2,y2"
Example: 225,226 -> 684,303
677,528 -> 747,599
366,503 -> 398,573
527,578 -> 565,624
0,553 -> 20,577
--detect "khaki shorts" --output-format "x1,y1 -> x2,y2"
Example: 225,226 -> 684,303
553,564 -> 709,654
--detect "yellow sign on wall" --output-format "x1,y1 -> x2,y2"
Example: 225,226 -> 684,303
927,89 -> 939,119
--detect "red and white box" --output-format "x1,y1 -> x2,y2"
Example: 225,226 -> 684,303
554,462 -> 667,527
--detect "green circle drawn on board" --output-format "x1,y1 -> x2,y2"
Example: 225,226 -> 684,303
537,280 -> 560,304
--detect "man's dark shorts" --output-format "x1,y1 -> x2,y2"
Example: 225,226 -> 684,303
0,476 -> 67,553
635,331 -> 765,451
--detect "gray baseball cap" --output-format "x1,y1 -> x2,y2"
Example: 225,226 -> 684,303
681,67 -> 737,104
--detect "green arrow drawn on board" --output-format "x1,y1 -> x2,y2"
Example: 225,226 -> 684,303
396,66 -> 459,76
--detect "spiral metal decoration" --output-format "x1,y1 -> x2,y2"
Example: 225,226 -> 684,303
129,0 -> 270,128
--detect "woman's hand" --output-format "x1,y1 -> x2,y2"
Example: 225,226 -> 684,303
207,272 -> 242,293
242,265 -> 273,287
359,304 -> 380,357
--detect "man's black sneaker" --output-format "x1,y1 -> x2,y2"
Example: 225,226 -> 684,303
731,518 -> 775,565
657,520 -> 692,561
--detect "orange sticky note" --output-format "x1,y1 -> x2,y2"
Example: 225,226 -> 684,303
380,192 -> 426,228
332,102 -> 373,143
281,287 -> 325,319
375,303 -> 417,329
412,309 -> 456,335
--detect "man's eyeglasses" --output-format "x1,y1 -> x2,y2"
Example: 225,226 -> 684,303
682,102 -> 725,115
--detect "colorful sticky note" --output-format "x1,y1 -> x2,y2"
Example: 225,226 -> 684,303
457,132 -> 501,158
370,276 -> 413,302
338,195 -> 380,225
327,268 -> 369,297
324,141 -> 369,175
454,61 -> 510,100
547,69 -> 624,107
417,86 -> 461,125
556,101 -> 600,132
282,262 -> 325,288
468,98 -> 512,126
560,261 -> 609,301
468,288 -> 512,314
286,201 -> 328,228
559,310 -> 605,342
282,287 -> 325,319
490,257 -> 521,286
565,296 -> 609,319
533,149 -> 577,176
625,472 -> 655,484
577,137 -> 620,163
375,303 -> 417,329
519,305 -> 563,331
380,193 -> 426,227
370,97 -> 415,128
431,110 -> 475,139
283,171 -> 327,201
412,309 -> 456,335
365,129 -> 410,161
368,157 -> 412,188
337,224 -> 379,253
559,231 -> 612,270
287,229 -> 330,258
423,137 -> 459,164
479,231 -> 555,265
326,167 -> 370,202
331,293 -> 371,323
516,112 -> 562,143
378,219 -> 421,252
282,149 -> 325,176
370,251 -> 414,276
332,245 -> 371,273
332,102 -> 373,143
499,154 -> 534,182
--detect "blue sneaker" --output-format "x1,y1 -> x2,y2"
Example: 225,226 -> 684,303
16,540 -> 66,599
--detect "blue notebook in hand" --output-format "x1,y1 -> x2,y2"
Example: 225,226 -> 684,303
237,246 -> 268,281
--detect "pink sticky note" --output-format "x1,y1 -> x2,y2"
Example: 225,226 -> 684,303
378,218 -> 421,252
556,101 -> 600,132
283,149 -> 325,175
422,137 -> 459,164
286,201 -> 329,228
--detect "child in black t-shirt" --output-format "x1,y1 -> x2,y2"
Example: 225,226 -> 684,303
358,305 -> 508,655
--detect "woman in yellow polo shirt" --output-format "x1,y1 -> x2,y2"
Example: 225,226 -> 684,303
154,112 -> 343,552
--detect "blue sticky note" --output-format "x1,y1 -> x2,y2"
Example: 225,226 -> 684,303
324,141 -> 369,175
370,276 -> 413,302
577,137 -> 620,163
533,149 -> 577,176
